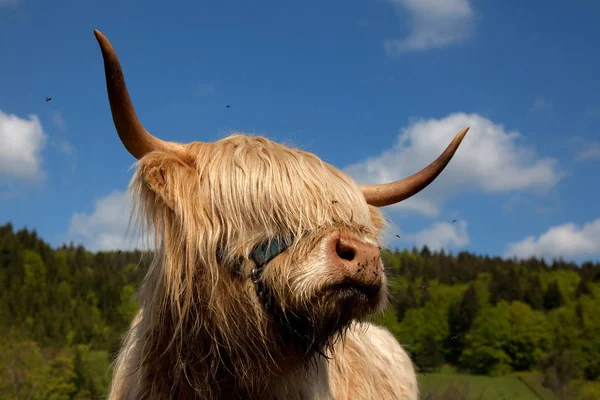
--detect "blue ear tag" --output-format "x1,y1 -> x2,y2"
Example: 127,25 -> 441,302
251,237 -> 289,267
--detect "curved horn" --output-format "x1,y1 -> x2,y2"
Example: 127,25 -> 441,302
94,29 -> 183,159
360,126 -> 470,207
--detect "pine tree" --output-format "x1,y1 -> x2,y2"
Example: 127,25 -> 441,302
575,278 -> 592,298
420,245 -> 432,258
523,275 -> 544,310
415,335 -> 445,372
446,284 -> 479,364
543,280 -> 564,311
394,285 -> 417,322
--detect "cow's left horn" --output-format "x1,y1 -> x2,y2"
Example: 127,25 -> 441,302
360,126 -> 469,207
94,29 -> 185,159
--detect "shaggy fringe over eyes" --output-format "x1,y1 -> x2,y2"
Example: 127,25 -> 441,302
129,133 -> 382,310
124,134 -> 389,396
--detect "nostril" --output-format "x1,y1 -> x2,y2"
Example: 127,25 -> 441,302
335,240 -> 356,261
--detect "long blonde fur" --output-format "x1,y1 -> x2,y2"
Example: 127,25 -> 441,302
108,134 -> 418,399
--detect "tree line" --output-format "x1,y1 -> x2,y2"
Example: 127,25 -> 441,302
1,222 -> 599,399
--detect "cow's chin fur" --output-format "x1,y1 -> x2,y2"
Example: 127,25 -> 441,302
258,274 -> 387,362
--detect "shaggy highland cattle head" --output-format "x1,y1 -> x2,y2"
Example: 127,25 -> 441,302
94,30 -> 468,396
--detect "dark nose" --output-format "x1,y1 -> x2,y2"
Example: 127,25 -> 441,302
326,232 -> 382,294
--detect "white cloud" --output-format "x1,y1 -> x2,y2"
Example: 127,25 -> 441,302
52,111 -> 66,133
68,190 -> 151,252
405,220 -> 469,252
0,110 -> 47,182
505,219 -> 600,261
576,143 -> 600,161
531,96 -> 552,112
345,112 -> 561,217
384,0 -> 476,55
570,137 -> 600,162
381,219 -> 468,252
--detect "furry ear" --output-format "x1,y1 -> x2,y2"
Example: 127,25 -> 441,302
138,151 -> 195,210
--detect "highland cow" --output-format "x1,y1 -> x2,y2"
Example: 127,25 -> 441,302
93,29 -> 469,400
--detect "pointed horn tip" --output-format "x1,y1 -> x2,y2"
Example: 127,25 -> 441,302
359,125 -> 472,207
452,126 -> 470,145
93,29 -> 104,41
93,29 -> 113,53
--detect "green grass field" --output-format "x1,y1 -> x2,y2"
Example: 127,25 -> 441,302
516,372 -> 558,400
417,367 -> 556,400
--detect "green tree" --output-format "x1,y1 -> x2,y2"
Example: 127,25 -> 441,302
489,268 -> 522,305
523,275 -> 544,310
41,349 -> 77,400
117,284 -> 139,325
0,330 -> 76,400
459,301 -> 550,374
446,284 -> 479,364
394,285 -> 417,322
544,280 -> 564,311
415,334 -> 445,372
575,278 -> 592,298
505,301 -> 551,371
460,303 -> 512,375
576,295 -> 600,380
73,345 -> 112,398
398,299 -> 449,371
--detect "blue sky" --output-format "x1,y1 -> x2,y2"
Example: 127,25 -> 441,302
1,0 -> 599,263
